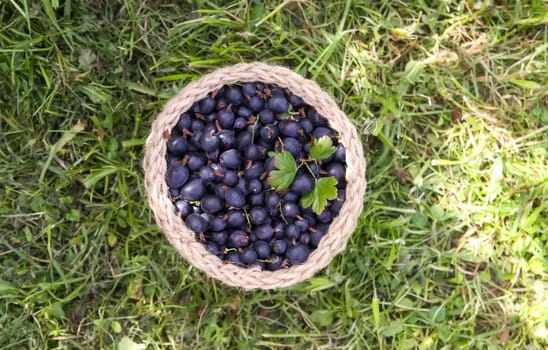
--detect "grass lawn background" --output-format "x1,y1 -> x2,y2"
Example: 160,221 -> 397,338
0,1 -> 546,349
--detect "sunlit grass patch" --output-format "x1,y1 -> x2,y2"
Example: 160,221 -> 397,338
0,0 -> 546,349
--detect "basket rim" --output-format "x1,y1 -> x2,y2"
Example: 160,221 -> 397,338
143,62 -> 366,290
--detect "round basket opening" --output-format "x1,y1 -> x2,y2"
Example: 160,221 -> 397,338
144,62 -> 366,290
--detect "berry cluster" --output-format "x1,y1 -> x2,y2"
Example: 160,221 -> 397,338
165,82 -> 346,270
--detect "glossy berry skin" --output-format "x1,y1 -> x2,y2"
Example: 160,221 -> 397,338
265,192 -> 280,208
225,188 -> 246,208
177,112 -> 192,130
218,110 -> 235,129
211,231 -> 228,245
253,240 -> 271,259
264,156 -> 276,172
334,144 -> 346,162
299,118 -> 314,134
187,153 -> 207,172
200,132 -> 219,152
166,153 -> 180,167
240,248 -> 258,265
312,126 -> 334,139
299,232 -> 311,245
289,94 -> 304,107
181,179 -> 205,201
190,119 -> 205,133
228,230 -> 249,248
201,195 -> 224,214
283,191 -> 299,203
236,131 -> 252,149
249,193 -> 265,207
317,208 -> 333,223
216,97 -> 228,110
223,170 -> 239,186
243,83 -> 257,96
185,213 -> 209,233
235,178 -> 249,196
233,117 -> 247,130
271,240 -> 287,254
254,224 -> 274,241
248,95 -> 265,112
174,199 -> 192,218
310,231 -> 324,248
295,218 -> 309,233
326,162 -> 346,183
282,202 -> 300,219
279,137 -> 301,157
278,120 -> 303,138
265,255 -> 284,271
226,251 -> 243,265
167,136 -> 188,156
219,149 -> 242,169
286,244 -> 309,264
206,242 -> 222,256
260,124 -> 279,143
209,216 -> 227,232
236,106 -> 253,119
257,109 -> 273,125
249,207 -> 267,225
267,95 -> 288,113
199,166 -> 215,183
285,224 -> 299,239
244,161 -> 264,180
245,144 -> 261,161
273,222 -> 286,237
166,164 -> 189,188
247,179 -> 262,194
217,130 -> 235,150
291,174 -> 314,195
227,210 -> 246,228
226,86 -> 243,105
200,97 -> 216,115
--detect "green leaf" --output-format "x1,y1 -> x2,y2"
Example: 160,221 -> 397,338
506,78 -> 542,90
429,205 -> 445,220
310,310 -> 335,327
111,320 -> 122,333
372,294 -> 380,331
301,177 -> 338,214
268,151 -> 297,191
381,321 -> 404,337
310,136 -> 337,161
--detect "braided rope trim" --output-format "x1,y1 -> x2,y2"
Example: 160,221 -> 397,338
143,62 -> 366,290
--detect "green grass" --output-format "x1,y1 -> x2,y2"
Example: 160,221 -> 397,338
1,0 -> 547,349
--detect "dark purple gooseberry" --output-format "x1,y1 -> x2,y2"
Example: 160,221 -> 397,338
253,240 -> 271,259
265,255 -> 284,271
177,112 -> 192,130
166,136 -> 188,156
185,213 -> 209,233
243,82 -> 257,96
259,109 -> 274,124
228,230 -> 249,248
286,244 -> 309,265
226,86 -> 243,105
248,95 -> 264,112
181,178 -> 205,201
166,164 -> 189,188
267,94 -> 288,113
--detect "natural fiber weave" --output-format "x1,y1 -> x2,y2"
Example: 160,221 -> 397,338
143,62 -> 366,290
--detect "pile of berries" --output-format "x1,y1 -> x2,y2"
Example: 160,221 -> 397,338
165,82 -> 346,270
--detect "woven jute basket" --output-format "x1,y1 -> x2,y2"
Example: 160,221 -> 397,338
143,62 -> 366,290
